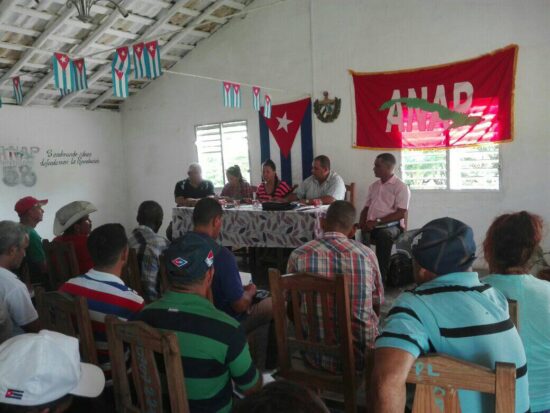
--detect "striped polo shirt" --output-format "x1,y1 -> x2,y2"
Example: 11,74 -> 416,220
256,179 -> 292,201
136,291 -> 260,413
60,269 -> 145,374
376,272 -> 530,413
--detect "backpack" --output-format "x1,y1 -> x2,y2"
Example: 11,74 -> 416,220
386,229 -> 420,288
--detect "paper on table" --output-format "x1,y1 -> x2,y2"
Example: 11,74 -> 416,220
239,272 -> 252,285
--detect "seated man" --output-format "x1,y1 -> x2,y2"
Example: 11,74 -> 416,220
136,235 -> 261,412
0,221 -> 40,339
287,201 -> 383,373
359,153 -> 410,280
181,198 -> 273,370
0,330 -> 105,412
60,223 -> 144,377
15,196 -> 48,283
287,155 -> 346,205
128,201 -> 169,301
174,163 -> 215,207
53,200 -> 97,274
372,217 -> 529,412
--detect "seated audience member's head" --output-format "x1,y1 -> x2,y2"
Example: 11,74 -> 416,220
311,155 -> 331,182
373,153 -> 396,179
192,198 -> 223,238
226,165 -> 244,185
232,380 -> 330,413
87,224 -> 128,273
321,201 -> 356,238
163,234 -> 216,295
0,330 -> 104,413
412,217 -> 476,283
188,163 -> 203,184
136,201 -> 164,234
53,201 -> 97,237
14,197 -> 47,228
483,211 -> 543,274
0,221 -> 29,271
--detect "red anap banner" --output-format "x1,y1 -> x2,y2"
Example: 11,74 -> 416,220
351,45 -> 518,149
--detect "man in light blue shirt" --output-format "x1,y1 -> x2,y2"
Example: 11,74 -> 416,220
372,217 -> 530,413
287,155 -> 346,205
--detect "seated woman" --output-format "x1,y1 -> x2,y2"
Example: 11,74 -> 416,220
220,165 -> 253,201
483,211 -> 550,413
256,159 -> 292,201
53,201 -> 97,274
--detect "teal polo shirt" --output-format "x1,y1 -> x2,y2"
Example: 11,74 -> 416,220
485,274 -> 550,412
377,272 -> 530,413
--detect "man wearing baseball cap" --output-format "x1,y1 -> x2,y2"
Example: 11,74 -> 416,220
14,196 -> 48,283
372,217 -> 530,412
136,234 -> 261,412
0,330 -> 105,412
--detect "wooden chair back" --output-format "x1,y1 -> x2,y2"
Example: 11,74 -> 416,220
122,248 -> 143,297
105,315 -> 190,413
507,299 -> 519,331
35,287 -> 98,365
269,268 -> 358,413
407,354 -> 516,413
344,182 -> 355,206
42,239 -> 79,290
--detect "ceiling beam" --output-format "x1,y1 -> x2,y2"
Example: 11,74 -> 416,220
0,0 -> 18,22
22,0 -> 137,106
59,0 -> 198,108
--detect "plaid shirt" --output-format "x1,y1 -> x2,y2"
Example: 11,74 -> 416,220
128,225 -> 169,301
287,232 -> 383,373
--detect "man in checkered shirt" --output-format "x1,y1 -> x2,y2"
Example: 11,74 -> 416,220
287,201 -> 384,373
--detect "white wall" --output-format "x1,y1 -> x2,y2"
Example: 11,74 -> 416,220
122,0 -> 550,260
0,106 -> 127,240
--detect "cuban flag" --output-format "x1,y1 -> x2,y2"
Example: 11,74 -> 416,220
259,98 -> 313,186
12,76 -> 23,104
132,42 -> 146,79
232,83 -> 241,108
52,52 -> 73,91
145,40 -> 162,79
112,47 -> 130,98
263,94 -> 272,118
252,86 -> 260,111
223,82 -> 232,107
72,58 -> 87,91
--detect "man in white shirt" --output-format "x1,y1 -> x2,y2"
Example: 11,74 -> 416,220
287,155 -> 346,205
359,153 -> 411,280
0,221 -> 40,339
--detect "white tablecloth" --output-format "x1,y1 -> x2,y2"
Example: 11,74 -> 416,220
172,205 -> 327,248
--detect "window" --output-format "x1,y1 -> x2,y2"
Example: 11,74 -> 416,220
195,121 -> 250,188
402,143 -> 500,190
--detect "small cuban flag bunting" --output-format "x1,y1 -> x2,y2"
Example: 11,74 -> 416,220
252,86 -> 261,111
223,81 -> 232,107
111,46 -> 131,98
132,42 -> 146,79
52,52 -> 73,91
145,40 -> 162,79
72,58 -> 88,91
112,46 -> 131,75
232,83 -> 241,108
12,76 -> 23,104
263,94 -> 272,119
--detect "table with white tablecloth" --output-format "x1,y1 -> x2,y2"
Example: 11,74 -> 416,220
172,205 -> 327,248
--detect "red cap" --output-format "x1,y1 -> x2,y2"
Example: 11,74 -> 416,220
14,196 -> 48,216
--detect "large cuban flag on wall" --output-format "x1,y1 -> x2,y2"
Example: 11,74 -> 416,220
259,98 -> 313,186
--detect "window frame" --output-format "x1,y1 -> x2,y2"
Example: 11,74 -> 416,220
400,144 -> 502,193
194,120 -> 252,189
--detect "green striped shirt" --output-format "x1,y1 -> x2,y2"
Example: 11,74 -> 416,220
136,291 -> 259,413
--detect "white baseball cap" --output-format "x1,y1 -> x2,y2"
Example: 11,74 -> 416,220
0,330 -> 105,406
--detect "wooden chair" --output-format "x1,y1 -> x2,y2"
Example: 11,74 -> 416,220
406,353 -> 516,413
122,248 -> 144,297
105,315 -> 190,413
344,182 -> 355,206
35,287 -> 98,365
507,299 -> 519,331
42,239 -> 79,290
269,269 -> 360,413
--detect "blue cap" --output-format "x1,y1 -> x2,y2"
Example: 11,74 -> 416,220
164,232 -> 220,283
412,217 -> 476,276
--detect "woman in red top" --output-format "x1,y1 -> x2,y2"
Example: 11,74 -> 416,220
53,201 -> 97,274
256,159 -> 292,201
